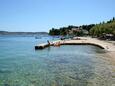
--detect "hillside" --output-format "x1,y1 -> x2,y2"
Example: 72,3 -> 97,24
89,17 -> 115,40
0,31 -> 48,36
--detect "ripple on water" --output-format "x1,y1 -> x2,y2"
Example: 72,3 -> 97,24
0,37 -> 115,86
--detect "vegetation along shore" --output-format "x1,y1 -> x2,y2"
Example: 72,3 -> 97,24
49,17 -> 115,41
38,17 -> 115,60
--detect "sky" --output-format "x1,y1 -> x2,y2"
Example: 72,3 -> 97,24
0,0 -> 115,32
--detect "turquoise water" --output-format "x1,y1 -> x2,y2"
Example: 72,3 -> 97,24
0,36 -> 115,86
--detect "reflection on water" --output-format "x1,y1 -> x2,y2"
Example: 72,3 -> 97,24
0,37 -> 115,86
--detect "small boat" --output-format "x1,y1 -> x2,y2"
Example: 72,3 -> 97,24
35,36 -> 41,39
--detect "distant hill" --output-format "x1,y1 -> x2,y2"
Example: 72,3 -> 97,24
0,31 -> 48,36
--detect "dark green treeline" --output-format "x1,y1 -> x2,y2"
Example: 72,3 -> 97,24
49,17 -> 115,38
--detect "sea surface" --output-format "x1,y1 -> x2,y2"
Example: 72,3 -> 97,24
0,36 -> 115,86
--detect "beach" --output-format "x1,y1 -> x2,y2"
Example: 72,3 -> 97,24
59,37 -> 115,51
37,36 -> 115,58
62,37 -> 115,60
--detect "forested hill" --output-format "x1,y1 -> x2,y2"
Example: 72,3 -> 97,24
89,17 -> 115,37
49,17 -> 115,37
49,24 -> 95,36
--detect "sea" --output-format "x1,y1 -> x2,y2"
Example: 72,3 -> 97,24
0,35 -> 115,86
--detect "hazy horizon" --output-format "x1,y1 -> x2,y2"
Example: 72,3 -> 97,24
0,0 -> 115,32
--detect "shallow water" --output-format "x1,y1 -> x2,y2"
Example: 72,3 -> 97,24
0,36 -> 115,86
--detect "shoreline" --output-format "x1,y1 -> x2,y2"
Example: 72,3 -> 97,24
35,37 -> 115,59
65,37 -> 115,60
36,37 -> 115,50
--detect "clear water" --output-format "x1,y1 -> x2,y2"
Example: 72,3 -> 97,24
0,36 -> 115,86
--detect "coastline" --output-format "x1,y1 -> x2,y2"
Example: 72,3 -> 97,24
36,36 -> 115,60
67,37 -> 115,61
72,37 -> 115,65
55,37 -> 115,51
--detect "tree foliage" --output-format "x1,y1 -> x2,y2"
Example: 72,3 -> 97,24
89,17 -> 115,37
49,17 -> 115,39
49,24 -> 94,36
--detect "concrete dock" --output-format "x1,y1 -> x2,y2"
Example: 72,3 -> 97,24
35,43 -> 50,49
35,37 -> 115,51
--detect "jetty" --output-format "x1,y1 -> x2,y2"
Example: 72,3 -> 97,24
35,37 -> 115,51
35,43 -> 50,49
